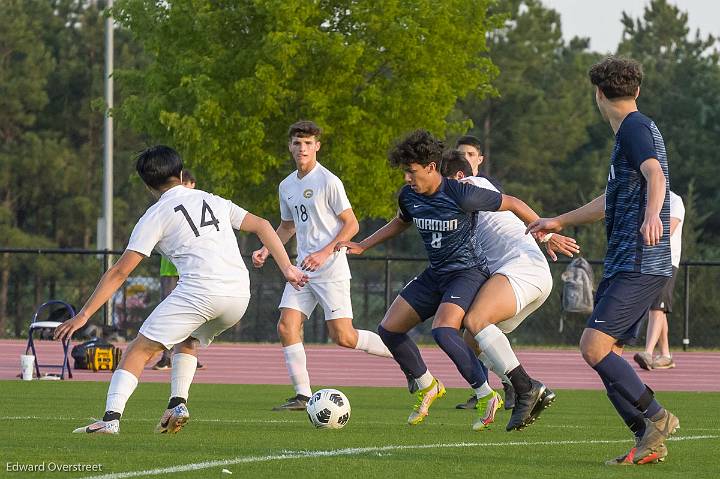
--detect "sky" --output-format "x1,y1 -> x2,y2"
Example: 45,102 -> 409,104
541,0 -> 720,53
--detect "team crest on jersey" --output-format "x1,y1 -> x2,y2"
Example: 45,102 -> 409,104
303,189 -> 314,199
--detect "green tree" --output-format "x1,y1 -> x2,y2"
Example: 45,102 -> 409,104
617,0 -> 720,244
457,1 -> 605,210
113,0 -> 499,218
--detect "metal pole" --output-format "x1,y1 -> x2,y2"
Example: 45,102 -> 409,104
103,0 -> 114,326
683,264 -> 690,351
384,258 -> 391,311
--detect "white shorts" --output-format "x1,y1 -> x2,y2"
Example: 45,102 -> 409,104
139,289 -> 250,349
494,257 -> 553,334
278,280 -> 353,321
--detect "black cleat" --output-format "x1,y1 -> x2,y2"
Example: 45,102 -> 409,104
152,357 -> 171,370
503,382 -> 516,410
506,379 -> 554,431
272,394 -> 310,411
455,393 -> 478,409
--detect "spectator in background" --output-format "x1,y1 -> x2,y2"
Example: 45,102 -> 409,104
635,191 -> 685,370
152,169 -> 204,370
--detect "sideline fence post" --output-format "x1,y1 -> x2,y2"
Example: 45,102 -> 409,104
683,264 -> 690,351
384,258 -> 391,312
103,249 -> 113,326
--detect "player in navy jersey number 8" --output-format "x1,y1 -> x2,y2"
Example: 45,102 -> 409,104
528,56 -> 679,465
338,130 -> 556,431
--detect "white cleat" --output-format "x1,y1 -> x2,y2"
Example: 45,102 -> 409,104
72,419 -> 119,434
155,404 -> 190,434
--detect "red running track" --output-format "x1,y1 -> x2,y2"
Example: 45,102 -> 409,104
1,339 -> 718,392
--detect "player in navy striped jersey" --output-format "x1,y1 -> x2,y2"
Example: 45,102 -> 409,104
338,130 -> 553,430
528,57 -> 679,465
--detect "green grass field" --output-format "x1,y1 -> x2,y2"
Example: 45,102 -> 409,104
1,381 -> 718,479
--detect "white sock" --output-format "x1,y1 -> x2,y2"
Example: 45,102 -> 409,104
283,343 -> 312,398
170,353 -> 197,401
475,325 -> 520,375
474,381 -> 494,399
416,370 -> 434,390
355,330 -> 394,358
105,369 -> 139,415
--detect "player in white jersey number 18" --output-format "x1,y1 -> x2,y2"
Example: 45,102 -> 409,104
252,121 -> 394,411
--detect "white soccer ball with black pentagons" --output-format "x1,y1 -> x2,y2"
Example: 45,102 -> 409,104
306,388 -> 351,429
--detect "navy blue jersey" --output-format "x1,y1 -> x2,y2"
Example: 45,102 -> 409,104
604,111 -> 671,278
398,177 -> 502,273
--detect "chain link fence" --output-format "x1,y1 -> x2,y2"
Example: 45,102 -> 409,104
1,249 -> 718,348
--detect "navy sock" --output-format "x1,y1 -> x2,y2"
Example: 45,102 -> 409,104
479,358 -> 489,381
593,352 -> 662,419
600,376 -> 646,439
377,325 -> 428,378
431,327 -> 487,388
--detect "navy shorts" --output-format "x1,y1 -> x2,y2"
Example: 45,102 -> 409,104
587,271 -> 669,343
399,265 -> 490,321
650,266 -> 678,313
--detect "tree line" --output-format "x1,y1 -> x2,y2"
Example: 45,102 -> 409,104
1,0 -> 718,338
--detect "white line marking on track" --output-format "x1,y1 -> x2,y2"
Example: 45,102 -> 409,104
79,435 -> 720,479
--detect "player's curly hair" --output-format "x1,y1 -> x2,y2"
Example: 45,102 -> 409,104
388,129 -> 445,168
589,56 -> 643,99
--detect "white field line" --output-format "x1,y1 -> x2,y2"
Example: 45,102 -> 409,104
1,416 -> 719,431
77,435 -> 720,479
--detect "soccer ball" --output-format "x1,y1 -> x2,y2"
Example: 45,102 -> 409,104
306,388 -> 351,429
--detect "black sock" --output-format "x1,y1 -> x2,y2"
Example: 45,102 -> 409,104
507,365 -> 532,395
103,411 -> 121,422
167,397 -> 187,409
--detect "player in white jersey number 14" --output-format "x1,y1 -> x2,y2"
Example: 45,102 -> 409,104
54,145 -> 308,435
252,121 -> 394,411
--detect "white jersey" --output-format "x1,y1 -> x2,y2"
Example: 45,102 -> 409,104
669,191 -> 685,267
127,185 -> 250,297
461,176 -> 548,273
279,162 -> 352,283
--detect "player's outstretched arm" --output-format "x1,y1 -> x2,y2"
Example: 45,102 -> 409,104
336,215 -> 411,255
54,250 -> 144,342
252,220 -> 295,268
639,159 -> 666,246
541,233 -> 581,261
301,208 -> 359,272
526,193 -> 606,235
241,213 -> 308,289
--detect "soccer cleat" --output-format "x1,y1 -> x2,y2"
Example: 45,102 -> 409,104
155,403 -> 190,434
455,393 -> 478,410
652,355 -> 675,369
407,378 -> 446,425
472,390 -> 504,431
503,382 -> 516,410
506,379 -> 554,431
633,352 -> 654,371
272,394 -> 310,411
606,441 -> 667,466
72,419 -> 119,434
634,410 -> 679,464
152,357 -> 171,370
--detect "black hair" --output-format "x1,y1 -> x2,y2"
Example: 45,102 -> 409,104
388,129 -> 444,168
456,135 -> 483,154
288,120 -> 322,139
589,56 -> 643,99
440,150 -> 473,177
181,168 -> 196,184
135,145 -> 183,189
